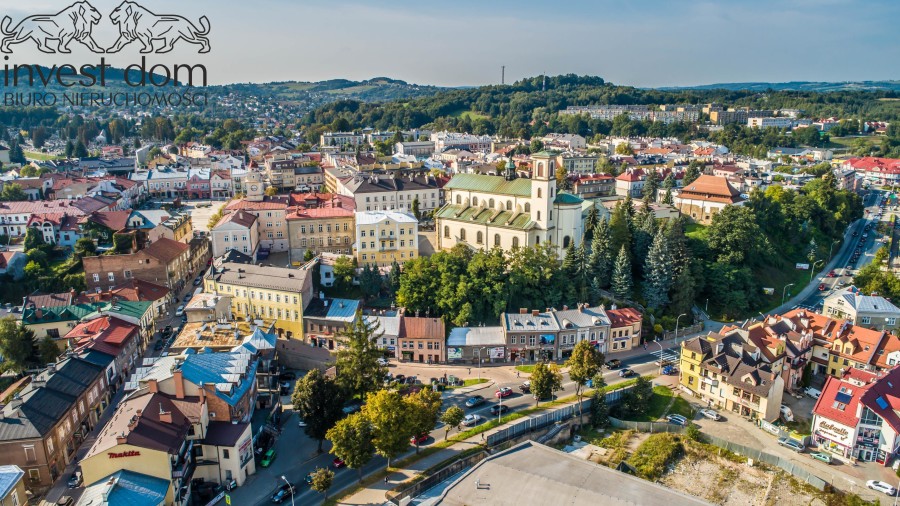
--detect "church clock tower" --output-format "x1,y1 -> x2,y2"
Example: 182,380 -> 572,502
529,151 -> 557,238
245,171 -> 264,202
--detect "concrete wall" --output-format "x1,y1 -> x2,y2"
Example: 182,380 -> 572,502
275,338 -> 333,371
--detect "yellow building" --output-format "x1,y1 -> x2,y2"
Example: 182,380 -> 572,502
354,210 -> 419,268
286,194 -> 356,264
679,331 -> 784,422
204,261 -> 314,339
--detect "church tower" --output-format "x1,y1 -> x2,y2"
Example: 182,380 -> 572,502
245,171 -> 264,202
529,151 -> 557,237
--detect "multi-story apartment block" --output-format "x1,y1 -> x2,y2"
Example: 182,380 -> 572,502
354,210 -> 419,268
572,175 -> 615,198
337,172 -> 443,213
286,193 -> 355,262
558,152 -> 599,174
0,357 -> 109,493
204,261 -> 314,339
263,154 -> 324,191
841,157 -> 900,186
823,288 -> 900,330
747,117 -> 794,129
431,131 -> 493,153
210,210 -> 259,259
395,141 -> 436,158
708,108 -> 774,125
320,132 -> 366,147
83,237 -> 191,292
542,134 -> 587,150
225,183 -> 289,253
680,331 -> 785,422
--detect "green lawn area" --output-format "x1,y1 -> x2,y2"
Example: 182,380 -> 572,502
447,108 -> 489,121
753,256 -> 815,314
828,136 -> 882,148
684,222 -> 708,240
445,378 -> 488,390
617,385 -> 673,422
515,365 -> 535,373
668,395 -> 695,419
24,151 -> 64,161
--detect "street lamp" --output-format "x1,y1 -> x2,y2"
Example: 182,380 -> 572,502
475,347 -> 487,380
281,475 -> 295,506
809,259 -> 824,283
781,283 -> 795,305
828,238 -> 840,260
674,313 -> 687,343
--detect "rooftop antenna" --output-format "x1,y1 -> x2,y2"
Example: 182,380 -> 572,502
501,65 -> 505,85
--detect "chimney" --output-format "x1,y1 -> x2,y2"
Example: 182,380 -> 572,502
173,370 -> 185,399
532,310 -> 539,317
158,405 -> 173,424
116,432 -> 127,444
519,308 -> 527,315
579,304 -> 585,313
147,378 -> 158,393
562,305 -> 568,311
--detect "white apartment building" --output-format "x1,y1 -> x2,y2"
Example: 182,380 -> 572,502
747,117 -> 794,129
431,131 -> 493,153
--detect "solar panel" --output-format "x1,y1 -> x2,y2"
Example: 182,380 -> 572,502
876,396 -> 889,410
835,392 -> 853,404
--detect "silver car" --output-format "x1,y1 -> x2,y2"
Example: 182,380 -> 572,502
462,414 -> 482,427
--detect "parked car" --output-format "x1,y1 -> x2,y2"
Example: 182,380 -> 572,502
67,471 -> 82,488
297,417 -> 307,428
828,270 -> 836,277
867,480 -> 898,496
818,284 -> 826,291
260,449 -> 276,467
780,405 -> 794,422
699,409 -> 720,421
376,358 -> 389,366
804,387 -> 822,399
57,497 -> 74,506
666,414 -> 688,426
193,277 -> 202,286
175,305 -> 185,317
278,371 -> 296,381
410,433 -> 429,445
810,452 -> 832,464
271,483 -> 296,503
519,381 -> 531,393
462,414 -> 483,427
304,472 -> 314,485
777,437 -> 805,452
332,457 -> 346,469
154,340 -> 165,351
495,387 -> 512,398
605,359 -> 622,369
618,368 -> 636,378
490,404 -> 510,416
465,395 -> 485,408
661,365 -> 678,375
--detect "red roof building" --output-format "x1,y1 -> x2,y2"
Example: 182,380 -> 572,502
68,315 -> 141,384
842,157 -> 900,185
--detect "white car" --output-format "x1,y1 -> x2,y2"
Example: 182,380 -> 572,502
666,414 -> 688,426
376,358 -> 389,366
462,414 -> 482,427
804,387 -> 822,399
780,405 -> 794,422
699,408 -> 720,421
866,480 -> 898,496
175,305 -> 185,317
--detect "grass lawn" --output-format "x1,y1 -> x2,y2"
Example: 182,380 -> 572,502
684,222 -> 708,240
448,108 -> 489,121
753,256 -> 815,313
617,385 -> 673,422
668,395 -> 695,419
515,365 -> 535,373
445,378 -> 488,390
828,136 -> 882,149
24,151 -> 64,161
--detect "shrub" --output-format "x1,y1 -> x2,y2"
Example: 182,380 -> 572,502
626,433 -> 683,480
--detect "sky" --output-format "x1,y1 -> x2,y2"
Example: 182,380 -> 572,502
1,0 -> 899,88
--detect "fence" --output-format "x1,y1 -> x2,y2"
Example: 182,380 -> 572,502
609,416 -> 688,434
702,433 -> 829,491
386,450 -> 488,505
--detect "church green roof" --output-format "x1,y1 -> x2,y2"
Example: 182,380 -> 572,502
554,192 -> 583,205
435,204 -> 536,231
444,174 -> 532,197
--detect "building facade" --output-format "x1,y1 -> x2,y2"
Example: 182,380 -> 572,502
354,210 -> 419,268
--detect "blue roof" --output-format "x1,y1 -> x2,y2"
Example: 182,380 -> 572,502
0,465 -> 23,499
79,469 -> 168,506
80,349 -> 115,368
181,352 -> 257,407
326,298 -> 360,322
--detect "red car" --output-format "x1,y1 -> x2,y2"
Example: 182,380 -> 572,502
332,457 -> 345,469
828,270 -> 836,278
410,433 -> 429,445
495,387 -> 512,398
818,283 -> 826,291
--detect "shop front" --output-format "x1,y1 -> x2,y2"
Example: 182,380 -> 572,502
812,418 -> 855,459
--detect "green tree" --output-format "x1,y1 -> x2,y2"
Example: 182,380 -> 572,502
608,201 -> 632,259
326,412 -> 375,483
291,369 -> 345,453
589,374 -> 610,428
642,169 -> 659,203
0,317 -> 35,373
565,341 -> 604,419
8,141 -> 25,164
309,467 -> 334,501
265,186 -> 278,197
38,335 -> 59,365
683,160 -> 702,186
615,142 -> 633,155
643,228 -> 674,310
74,139 -> 88,158
333,255 -> 356,292
611,245 -> 633,300
73,237 -> 97,261
0,183 -> 27,202
583,205 -> 600,243
388,259 -> 401,296
411,197 -> 421,220
530,138 -> 544,153
358,264 -> 382,300
23,260 -> 43,279
407,388 -> 442,453
620,376 -> 653,417
631,205 -> 656,274
25,248 -> 48,268
64,139 -> 75,158
587,218 -> 612,290
363,389 -> 413,467
112,233 -> 132,254
662,187 -> 674,205
556,164 -> 570,191
530,362 -> 563,406
334,312 -> 385,399
440,405 -> 465,440
303,249 -> 315,262
706,206 -> 766,265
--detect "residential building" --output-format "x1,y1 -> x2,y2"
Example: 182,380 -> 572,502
27,213 -> 83,247
204,261 -> 314,339
673,175 -> 745,224
21,300 -> 154,349
679,330 -> 785,421
23,291 -> 75,309
0,466 -> 26,506
0,199 -> 101,238
66,316 -> 141,389
833,168 -> 862,193
747,117 -> 794,129
823,287 -> 900,330
127,209 -> 193,247
210,210 -> 259,259
366,313 -> 402,356
767,147 -> 833,162
0,356 -> 109,493
436,153 -> 584,256
75,278 -> 172,318
733,312 -> 816,391
431,131 -> 492,153
210,169 -> 233,199
263,154 -> 324,191
334,171 -> 443,213
615,168 -> 645,197
182,293 -> 233,324
572,175 -> 615,199
558,152 -> 599,174
395,141 -> 435,158
542,134 -> 586,150
224,186 -> 289,253
354,210 -> 419,268
812,367 -> 900,464
83,211 -> 130,248
606,307 -> 643,354
842,157 -> 900,186
302,297 -> 360,350
83,238 -> 191,292
709,108 -> 774,125
398,315 -> 446,363
76,470 -> 169,506
320,132 -> 365,148
285,193 -> 355,262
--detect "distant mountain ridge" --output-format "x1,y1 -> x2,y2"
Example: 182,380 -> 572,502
658,81 -> 900,92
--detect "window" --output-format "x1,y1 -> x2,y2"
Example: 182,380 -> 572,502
24,446 -> 36,463
537,211 -> 541,221
476,231 -> 483,244
888,318 -> 897,326
494,234 -> 500,247
223,449 -> 230,459
489,198 -> 495,208
537,188 -> 542,198
563,236 -> 571,248
456,195 -> 461,204
524,203 -> 531,212
512,237 -> 519,248
107,272 -> 115,282
92,273 -> 100,282
460,229 -> 466,241
444,226 -> 450,238
472,197 -> 478,206
28,469 -> 39,481
506,201 -> 512,210
861,316 -> 871,325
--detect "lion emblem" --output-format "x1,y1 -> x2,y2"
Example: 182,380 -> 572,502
107,1 -> 210,54
0,1 -> 104,54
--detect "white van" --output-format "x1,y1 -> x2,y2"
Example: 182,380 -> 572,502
804,387 -> 822,399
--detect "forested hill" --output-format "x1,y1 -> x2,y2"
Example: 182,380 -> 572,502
659,81 -> 900,93
298,74 -> 900,141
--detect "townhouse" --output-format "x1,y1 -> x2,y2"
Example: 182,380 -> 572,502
130,167 -> 212,200
502,305 -> 612,362
398,315 -> 446,364
21,300 -> 154,351
0,356 -> 109,493
812,367 -> 900,465
76,278 -> 171,317
334,171 -> 443,213
0,199 -> 105,237
354,210 -> 419,268
285,193 -> 355,261
210,169 -> 233,198
83,237 -> 191,293
302,297 -> 360,351
83,210 -> 130,248
0,466 -> 26,506
263,154 -> 324,191
606,307 -> 643,354
204,261 -> 314,339
26,213 -> 83,247
224,183 -> 290,253
823,287 -> 900,330
572,175 -> 615,199
127,209 -> 193,248
210,210 -> 259,259
680,331 -> 785,422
